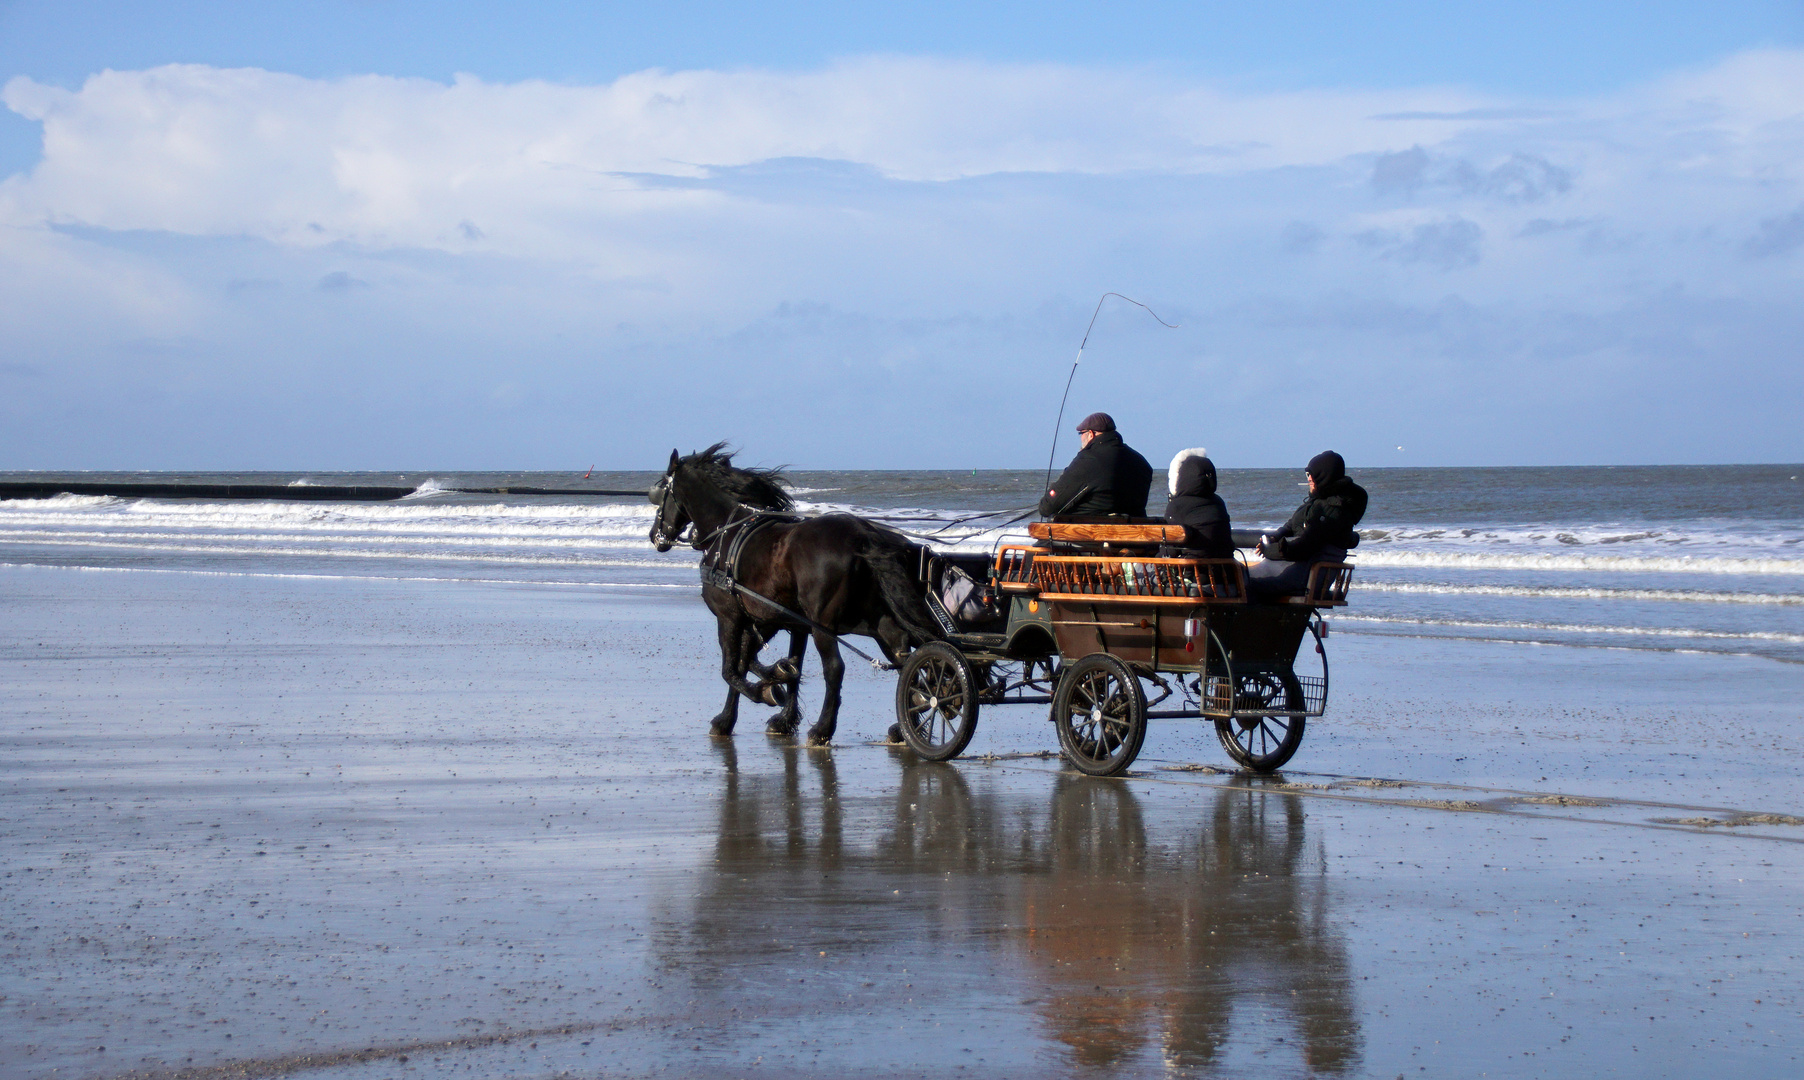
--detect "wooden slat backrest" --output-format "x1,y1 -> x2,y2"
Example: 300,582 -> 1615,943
993,548 -> 1247,603
1305,562 -> 1355,605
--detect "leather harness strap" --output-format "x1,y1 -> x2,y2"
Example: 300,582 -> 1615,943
698,510 -> 892,670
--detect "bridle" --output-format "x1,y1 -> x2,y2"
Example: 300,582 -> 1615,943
648,475 -> 692,551
648,472 -> 755,553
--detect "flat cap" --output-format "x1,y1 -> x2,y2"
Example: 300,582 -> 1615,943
1075,411 -> 1116,433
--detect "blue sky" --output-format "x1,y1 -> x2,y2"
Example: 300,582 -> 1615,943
2,2 -> 1802,468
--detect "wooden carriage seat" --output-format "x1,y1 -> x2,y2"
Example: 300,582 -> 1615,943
1259,562 -> 1355,607
1027,521 -> 1186,546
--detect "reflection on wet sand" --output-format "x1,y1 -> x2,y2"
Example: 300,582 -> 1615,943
670,743 -> 1361,1073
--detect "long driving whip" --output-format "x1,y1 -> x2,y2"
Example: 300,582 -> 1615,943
1042,292 -> 1180,495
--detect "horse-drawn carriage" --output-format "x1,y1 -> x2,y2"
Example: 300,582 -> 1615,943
895,520 -> 1354,775
651,445 -> 1354,775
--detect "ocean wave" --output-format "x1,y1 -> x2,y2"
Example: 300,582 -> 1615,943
403,478 -> 454,498
1,561 -> 698,589
0,535 -> 699,568
0,526 -> 652,551
1333,614 -> 1804,645
1356,550 -> 1804,576
1328,627 -> 1802,665
1357,521 -> 1802,555
1358,582 -> 1804,605
0,493 -> 118,509
0,499 -> 658,531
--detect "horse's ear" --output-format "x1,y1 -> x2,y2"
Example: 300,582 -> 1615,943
669,448 -> 680,467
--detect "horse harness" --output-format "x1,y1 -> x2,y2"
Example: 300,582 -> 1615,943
697,508 -> 893,669
698,509 -> 796,595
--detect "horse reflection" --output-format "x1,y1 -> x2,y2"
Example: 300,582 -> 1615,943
672,749 -> 1361,1072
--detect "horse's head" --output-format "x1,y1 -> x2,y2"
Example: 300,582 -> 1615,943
648,448 -> 691,552
648,443 -> 795,552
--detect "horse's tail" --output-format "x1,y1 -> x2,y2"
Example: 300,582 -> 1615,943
858,533 -> 944,645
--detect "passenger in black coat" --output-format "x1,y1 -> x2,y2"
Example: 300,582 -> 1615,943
1162,449 -> 1234,557
1250,451 -> 1367,596
1038,412 -> 1154,518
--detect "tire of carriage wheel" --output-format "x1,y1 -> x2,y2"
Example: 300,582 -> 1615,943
1214,671 -> 1307,772
1052,653 -> 1148,777
894,641 -> 981,761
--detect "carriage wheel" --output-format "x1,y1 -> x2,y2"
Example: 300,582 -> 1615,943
894,642 -> 981,761
1053,654 -> 1148,777
1214,672 -> 1306,772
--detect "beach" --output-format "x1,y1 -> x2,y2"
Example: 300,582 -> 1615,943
4,559 -> 1801,1078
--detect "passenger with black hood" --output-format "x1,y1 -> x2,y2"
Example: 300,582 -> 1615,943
1249,451 -> 1367,596
1162,448 -> 1234,557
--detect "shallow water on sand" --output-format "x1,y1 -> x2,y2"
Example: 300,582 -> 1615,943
3,567 -> 1801,1078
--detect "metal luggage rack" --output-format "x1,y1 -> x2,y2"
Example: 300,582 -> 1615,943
1199,671 -> 1329,718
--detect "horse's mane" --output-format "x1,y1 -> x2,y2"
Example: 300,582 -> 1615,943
679,442 -> 794,511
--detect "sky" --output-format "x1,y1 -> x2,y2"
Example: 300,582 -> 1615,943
2,2 -> 1803,470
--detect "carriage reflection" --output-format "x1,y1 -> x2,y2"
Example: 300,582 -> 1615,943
673,744 -> 1361,1073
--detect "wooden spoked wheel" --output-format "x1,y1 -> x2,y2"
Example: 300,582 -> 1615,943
894,642 -> 980,761
1214,672 -> 1306,772
1052,653 -> 1148,777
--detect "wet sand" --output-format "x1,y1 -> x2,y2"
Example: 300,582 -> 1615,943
3,565 -> 1802,1078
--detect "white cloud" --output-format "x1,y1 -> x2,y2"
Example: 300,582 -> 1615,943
0,59 -> 1514,252
0,52 -> 1801,466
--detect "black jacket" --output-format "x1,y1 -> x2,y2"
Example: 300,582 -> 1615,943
1267,475 -> 1367,562
1163,455 -> 1234,557
1038,431 -> 1154,518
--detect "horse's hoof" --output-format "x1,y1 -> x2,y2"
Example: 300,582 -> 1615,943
709,721 -> 736,737
772,658 -> 800,683
759,683 -> 790,708
765,718 -> 797,736
806,734 -> 833,748
885,723 -> 904,745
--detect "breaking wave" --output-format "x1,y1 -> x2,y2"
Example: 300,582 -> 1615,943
1356,550 -> 1804,576
1358,582 -> 1804,605
1334,614 -> 1804,645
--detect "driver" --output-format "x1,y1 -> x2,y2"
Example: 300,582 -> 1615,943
1038,412 -> 1154,519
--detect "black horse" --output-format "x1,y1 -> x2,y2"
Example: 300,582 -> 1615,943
650,444 -> 942,745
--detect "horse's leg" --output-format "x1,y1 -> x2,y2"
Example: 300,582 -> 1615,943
805,629 -> 844,747
709,616 -> 745,736
742,626 -> 803,734
712,615 -> 767,735
765,629 -> 807,735
711,681 -> 741,737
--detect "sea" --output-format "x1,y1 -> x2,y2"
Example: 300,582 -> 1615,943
3,465 -> 1801,665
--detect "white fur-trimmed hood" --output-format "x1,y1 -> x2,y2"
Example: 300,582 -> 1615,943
1168,447 -> 1207,497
